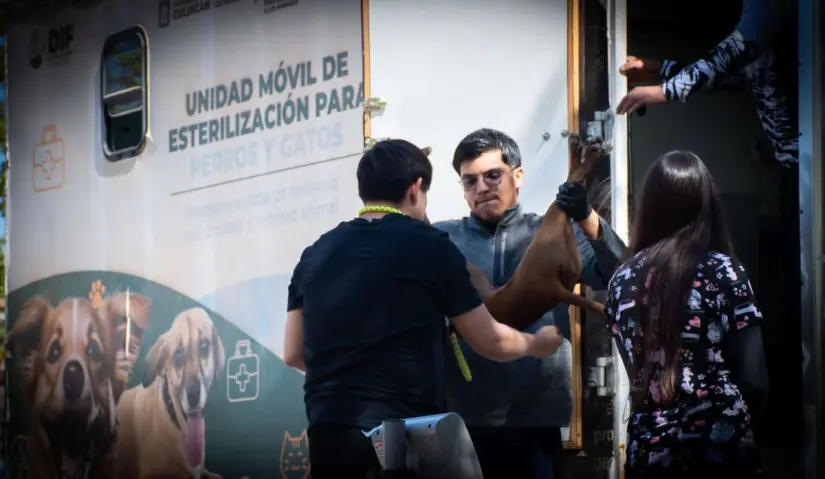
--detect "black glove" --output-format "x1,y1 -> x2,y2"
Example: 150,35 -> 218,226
555,182 -> 592,221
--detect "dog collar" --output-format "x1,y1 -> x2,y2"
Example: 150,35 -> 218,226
162,379 -> 183,432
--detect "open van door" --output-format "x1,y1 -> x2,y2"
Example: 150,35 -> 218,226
577,0 -> 630,475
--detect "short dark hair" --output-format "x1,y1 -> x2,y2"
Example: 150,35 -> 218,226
452,128 -> 522,173
357,139 -> 433,203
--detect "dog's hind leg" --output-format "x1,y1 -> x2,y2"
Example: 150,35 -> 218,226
558,289 -> 605,314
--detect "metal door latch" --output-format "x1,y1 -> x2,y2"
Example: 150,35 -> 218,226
364,97 -> 387,114
364,137 -> 391,150
560,123 -> 612,155
589,356 -> 616,396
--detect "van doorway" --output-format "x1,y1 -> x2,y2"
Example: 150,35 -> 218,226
622,0 -> 805,476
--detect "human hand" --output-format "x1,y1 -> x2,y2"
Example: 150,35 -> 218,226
556,182 -> 592,222
619,56 -> 661,83
529,326 -> 564,358
616,85 -> 667,115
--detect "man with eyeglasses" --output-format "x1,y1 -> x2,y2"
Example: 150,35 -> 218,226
433,128 -> 626,479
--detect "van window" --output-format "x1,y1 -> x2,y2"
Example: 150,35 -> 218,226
101,27 -> 148,160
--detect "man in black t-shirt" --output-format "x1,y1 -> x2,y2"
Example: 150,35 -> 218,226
283,139 -> 564,479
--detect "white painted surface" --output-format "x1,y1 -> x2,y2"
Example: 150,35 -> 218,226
367,0 -> 572,221
6,0 -> 365,354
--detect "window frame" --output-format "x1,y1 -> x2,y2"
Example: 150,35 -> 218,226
100,25 -> 149,161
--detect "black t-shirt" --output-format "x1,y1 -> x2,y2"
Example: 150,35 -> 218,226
287,214 -> 482,430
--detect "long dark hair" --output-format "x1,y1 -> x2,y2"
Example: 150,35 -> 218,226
627,151 -> 734,403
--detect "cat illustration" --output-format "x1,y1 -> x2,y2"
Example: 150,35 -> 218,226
279,430 -> 310,479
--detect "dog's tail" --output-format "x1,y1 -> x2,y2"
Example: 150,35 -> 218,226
559,289 -> 605,315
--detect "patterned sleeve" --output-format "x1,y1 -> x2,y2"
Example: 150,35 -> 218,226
660,58 -> 746,91
604,277 -> 619,330
605,269 -> 635,374
661,31 -> 763,103
661,0 -> 787,102
605,271 -> 626,342
718,255 -> 763,332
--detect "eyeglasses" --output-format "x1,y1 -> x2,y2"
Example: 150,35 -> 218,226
459,168 -> 509,192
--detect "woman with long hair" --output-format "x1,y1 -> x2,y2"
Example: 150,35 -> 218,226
605,151 -> 768,477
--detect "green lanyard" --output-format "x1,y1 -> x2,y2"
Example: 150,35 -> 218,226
357,206 -> 472,382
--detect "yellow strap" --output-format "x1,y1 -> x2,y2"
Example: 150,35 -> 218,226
451,331 -> 472,382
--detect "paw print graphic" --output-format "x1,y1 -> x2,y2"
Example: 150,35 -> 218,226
732,284 -> 748,298
89,280 -> 106,308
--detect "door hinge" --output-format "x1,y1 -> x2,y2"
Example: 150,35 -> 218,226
585,109 -> 614,154
589,356 -> 616,396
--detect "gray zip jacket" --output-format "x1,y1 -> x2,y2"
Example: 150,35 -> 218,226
434,205 -> 626,427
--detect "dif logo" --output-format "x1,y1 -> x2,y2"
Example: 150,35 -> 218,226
29,24 -> 74,70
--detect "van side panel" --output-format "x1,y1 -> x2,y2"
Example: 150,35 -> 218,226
6,1 -> 363,478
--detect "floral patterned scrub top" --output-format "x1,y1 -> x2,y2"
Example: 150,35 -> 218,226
604,250 -> 762,472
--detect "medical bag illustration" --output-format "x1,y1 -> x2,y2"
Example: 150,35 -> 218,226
226,339 -> 260,403
32,125 -> 66,192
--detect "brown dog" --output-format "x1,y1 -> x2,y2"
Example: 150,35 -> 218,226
113,307 -> 225,479
466,134 -> 606,330
7,292 -> 152,479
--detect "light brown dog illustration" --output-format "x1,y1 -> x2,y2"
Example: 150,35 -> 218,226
114,307 -> 225,479
7,292 -> 152,479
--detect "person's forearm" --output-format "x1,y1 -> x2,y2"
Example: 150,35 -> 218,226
283,343 -> 306,372
577,210 -> 601,239
728,327 -> 769,419
481,323 -> 536,362
284,309 -> 306,372
581,217 -> 627,288
660,59 -> 746,91
662,31 -> 761,103
285,356 -> 306,372
659,59 -> 682,79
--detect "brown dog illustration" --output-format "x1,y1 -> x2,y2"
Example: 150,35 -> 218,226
114,307 -> 225,479
7,292 -> 152,479
466,134 -> 606,329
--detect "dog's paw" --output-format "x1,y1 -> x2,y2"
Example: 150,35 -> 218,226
89,280 -> 106,309
566,133 -> 583,154
582,136 -> 604,160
